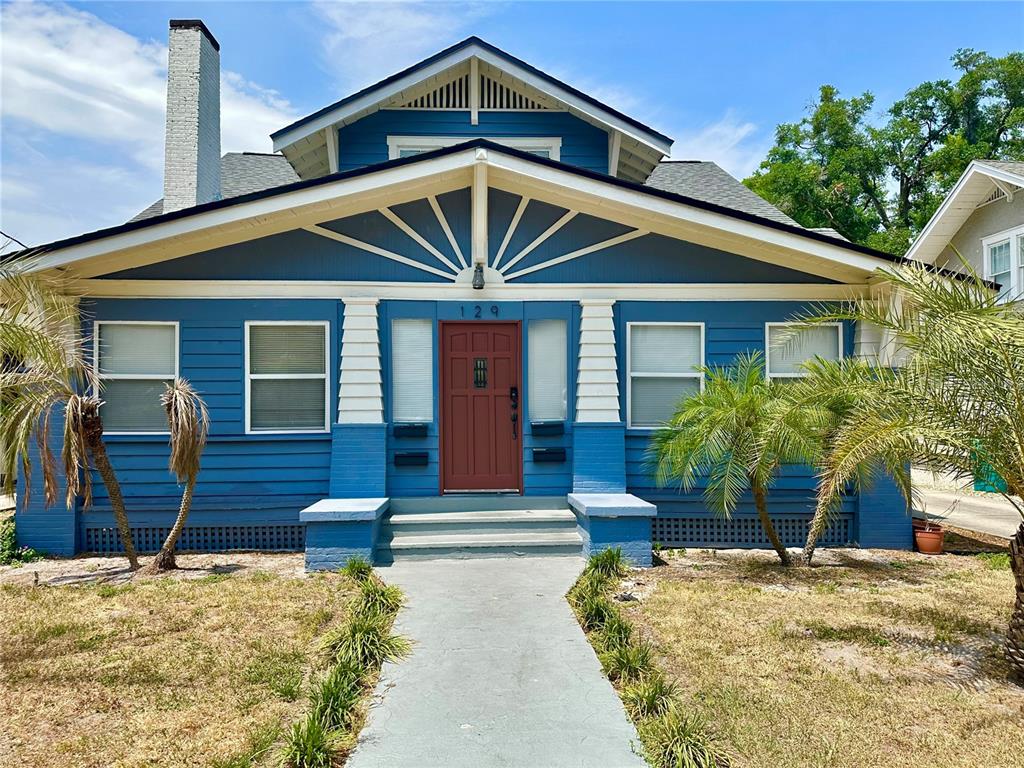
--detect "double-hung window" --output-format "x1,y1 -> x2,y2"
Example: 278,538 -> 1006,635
528,319 -> 567,422
627,323 -> 704,429
246,322 -> 329,433
983,226 -> 1024,302
95,322 -> 178,433
765,323 -> 842,380
391,319 -> 433,423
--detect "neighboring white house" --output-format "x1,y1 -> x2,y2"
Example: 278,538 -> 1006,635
907,160 -> 1024,301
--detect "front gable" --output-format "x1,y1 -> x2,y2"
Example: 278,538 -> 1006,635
98,186 -> 834,286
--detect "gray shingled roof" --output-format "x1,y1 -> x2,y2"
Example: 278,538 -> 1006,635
809,227 -> 848,241
976,160 -> 1024,178
130,152 -> 300,222
644,161 -> 799,226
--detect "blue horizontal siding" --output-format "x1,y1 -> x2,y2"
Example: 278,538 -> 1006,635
338,110 -> 609,174
79,299 -> 338,526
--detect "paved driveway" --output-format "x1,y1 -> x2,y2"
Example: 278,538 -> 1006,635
917,488 -> 1022,540
347,557 -> 648,768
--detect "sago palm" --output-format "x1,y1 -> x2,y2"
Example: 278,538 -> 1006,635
649,352 -> 828,566
141,378 -> 209,573
797,261 -> 1024,676
0,266 -> 140,568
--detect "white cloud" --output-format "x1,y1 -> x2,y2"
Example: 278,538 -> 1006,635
670,111 -> 772,179
0,2 -> 298,247
312,1 -> 495,91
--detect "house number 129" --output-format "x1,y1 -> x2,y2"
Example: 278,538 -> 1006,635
461,304 -> 499,318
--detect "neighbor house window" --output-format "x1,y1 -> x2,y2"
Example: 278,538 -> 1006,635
984,226 -> 1024,302
765,323 -> 842,379
246,322 -> 329,433
528,319 -> 567,421
387,136 -> 561,161
627,323 -> 704,429
95,322 -> 178,433
391,319 -> 433,422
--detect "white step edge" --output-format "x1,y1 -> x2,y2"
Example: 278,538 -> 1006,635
387,509 -> 576,525
384,531 -> 583,549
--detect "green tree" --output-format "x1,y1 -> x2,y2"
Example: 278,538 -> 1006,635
745,49 -> 1024,255
648,352 -> 828,566
793,262 -> 1024,676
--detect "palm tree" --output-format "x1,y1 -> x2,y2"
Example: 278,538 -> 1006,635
1,266 -> 140,569
796,261 -> 1024,676
140,379 -> 209,573
649,352 -> 828,566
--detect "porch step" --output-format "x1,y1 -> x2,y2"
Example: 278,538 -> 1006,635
375,505 -> 582,561
375,530 -> 582,562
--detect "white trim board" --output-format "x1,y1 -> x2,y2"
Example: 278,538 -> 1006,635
388,135 -> 561,161
77,279 -> 872,301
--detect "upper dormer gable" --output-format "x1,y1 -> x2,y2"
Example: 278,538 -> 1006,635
271,37 -> 672,183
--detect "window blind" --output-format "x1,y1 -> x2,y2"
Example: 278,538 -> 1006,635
247,323 -> 327,431
767,325 -> 841,376
392,319 -> 433,422
98,324 -> 175,375
96,323 -> 176,432
528,319 -> 567,421
628,324 -> 703,428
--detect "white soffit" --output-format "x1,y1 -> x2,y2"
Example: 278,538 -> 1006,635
907,161 -> 1024,264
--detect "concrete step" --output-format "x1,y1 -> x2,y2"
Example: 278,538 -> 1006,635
389,496 -> 568,514
382,508 -> 577,536
375,529 -> 583,562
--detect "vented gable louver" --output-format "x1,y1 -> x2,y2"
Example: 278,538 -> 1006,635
396,71 -> 550,111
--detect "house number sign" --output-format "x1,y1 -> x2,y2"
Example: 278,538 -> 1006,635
459,304 -> 499,318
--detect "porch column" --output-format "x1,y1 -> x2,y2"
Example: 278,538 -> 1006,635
328,298 -> 386,498
573,299 -> 625,493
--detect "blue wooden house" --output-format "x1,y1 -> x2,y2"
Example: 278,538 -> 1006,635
16,22 -> 912,567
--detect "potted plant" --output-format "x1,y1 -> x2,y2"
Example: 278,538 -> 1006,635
913,501 -> 954,555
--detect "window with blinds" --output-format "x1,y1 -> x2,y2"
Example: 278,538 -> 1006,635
246,323 -> 328,432
627,323 -> 703,428
528,319 -> 567,421
96,322 -> 178,432
766,323 -> 842,379
391,319 -> 433,422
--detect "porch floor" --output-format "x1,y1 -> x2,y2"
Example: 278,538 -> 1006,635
347,556 -> 647,768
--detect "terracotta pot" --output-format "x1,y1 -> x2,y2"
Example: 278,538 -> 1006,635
914,527 -> 945,555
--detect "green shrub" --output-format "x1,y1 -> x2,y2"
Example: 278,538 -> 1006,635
638,704 -> 729,768
321,611 -> 411,669
622,673 -> 677,721
356,578 -> 403,617
0,517 -> 41,566
600,641 -> 655,685
309,661 -> 363,731
577,592 -> 617,632
280,714 -> 344,768
341,557 -> 373,582
597,612 -> 634,652
587,547 -> 628,580
568,569 -> 612,609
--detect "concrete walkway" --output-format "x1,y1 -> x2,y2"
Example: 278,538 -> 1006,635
917,488 -> 1022,540
348,557 -> 648,768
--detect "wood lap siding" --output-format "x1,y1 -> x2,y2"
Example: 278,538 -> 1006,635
337,110 -> 609,174
84,299 -> 337,519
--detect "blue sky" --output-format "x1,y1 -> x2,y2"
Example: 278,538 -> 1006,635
2,0 -> 1021,250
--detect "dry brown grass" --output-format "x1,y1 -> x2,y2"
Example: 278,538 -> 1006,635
0,561 -> 355,768
625,548 -> 1024,768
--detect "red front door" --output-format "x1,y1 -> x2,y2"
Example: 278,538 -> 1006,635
440,322 -> 522,493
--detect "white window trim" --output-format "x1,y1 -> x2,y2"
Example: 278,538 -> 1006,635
94,320 -> 180,436
387,135 -> 561,161
765,322 -> 843,379
625,321 -> 705,430
244,321 -> 331,435
982,225 -> 1024,301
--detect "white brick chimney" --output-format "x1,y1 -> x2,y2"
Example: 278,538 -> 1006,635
163,19 -> 221,212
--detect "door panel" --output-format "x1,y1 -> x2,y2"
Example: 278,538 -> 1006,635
440,322 -> 522,492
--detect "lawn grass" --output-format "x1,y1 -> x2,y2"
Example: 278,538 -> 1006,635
0,568 -> 356,768
629,549 -> 1024,768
